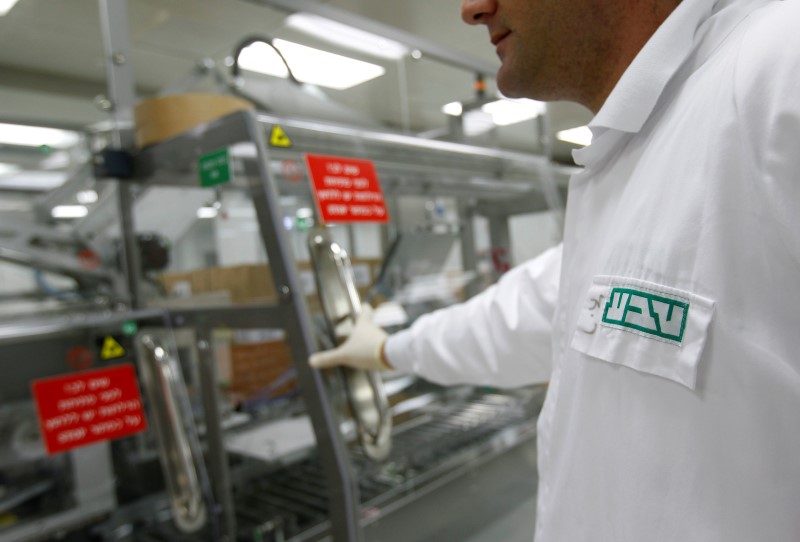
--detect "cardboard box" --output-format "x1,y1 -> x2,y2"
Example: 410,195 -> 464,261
228,339 -> 295,400
161,259 -> 382,309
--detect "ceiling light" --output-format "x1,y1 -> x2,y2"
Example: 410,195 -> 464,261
0,171 -> 68,190
0,163 -> 20,176
481,99 -> 546,126
285,13 -> 409,60
237,42 -> 288,78
442,98 -> 545,127
76,189 -> 99,204
238,40 -> 385,90
442,102 -> 463,117
296,207 -> 314,219
0,0 -> 21,16
463,110 -> 495,137
0,123 -> 81,148
196,206 -> 218,219
557,126 -> 593,146
51,205 -> 88,219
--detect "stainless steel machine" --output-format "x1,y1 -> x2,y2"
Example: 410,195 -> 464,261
0,78 -> 560,541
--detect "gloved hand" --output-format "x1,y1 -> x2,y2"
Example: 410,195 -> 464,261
309,304 -> 392,371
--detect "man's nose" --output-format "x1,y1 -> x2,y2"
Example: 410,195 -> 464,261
461,0 -> 496,25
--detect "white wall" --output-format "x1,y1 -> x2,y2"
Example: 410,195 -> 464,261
509,210 -> 562,265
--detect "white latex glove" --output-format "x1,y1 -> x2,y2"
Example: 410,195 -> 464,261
309,304 -> 391,371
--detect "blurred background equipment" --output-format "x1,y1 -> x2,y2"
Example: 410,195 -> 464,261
0,1 -> 570,541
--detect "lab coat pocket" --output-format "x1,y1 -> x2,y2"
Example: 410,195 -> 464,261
570,275 -> 715,390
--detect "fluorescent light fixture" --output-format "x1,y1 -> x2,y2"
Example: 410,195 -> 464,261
196,206 -> 218,219
442,98 -> 544,127
51,205 -> 88,219
0,163 -> 20,176
0,0 -> 21,16
296,207 -> 314,219
557,125 -> 593,146
481,99 -> 545,126
463,110 -> 495,137
285,13 -> 409,60
442,102 -> 463,117
0,171 -> 68,190
238,40 -> 386,90
0,123 -> 81,148
76,189 -> 99,204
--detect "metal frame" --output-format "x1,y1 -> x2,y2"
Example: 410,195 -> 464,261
129,108 -> 567,540
133,110 -> 363,541
0,1 -> 563,540
0,101 -> 564,539
244,111 -> 364,542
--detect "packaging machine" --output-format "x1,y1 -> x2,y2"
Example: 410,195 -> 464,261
0,101 -> 560,541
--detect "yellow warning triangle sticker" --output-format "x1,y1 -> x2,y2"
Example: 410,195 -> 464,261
101,336 -> 126,360
269,125 -> 292,148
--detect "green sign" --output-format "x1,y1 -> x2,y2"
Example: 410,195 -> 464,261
198,148 -> 231,187
602,287 -> 689,343
122,321 -> 138,336
295,216 -> 313,232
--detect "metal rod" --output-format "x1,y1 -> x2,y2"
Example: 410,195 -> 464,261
97,0 -> 141,308
458,200 -> 480,299
244,112 -> 364,541
254,112 -> 551,167
196,327 -> 237,542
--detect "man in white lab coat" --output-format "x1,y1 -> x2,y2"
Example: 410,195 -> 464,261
311,0 -> 800,540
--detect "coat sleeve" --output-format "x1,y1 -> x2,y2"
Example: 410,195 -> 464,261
735,0 -> 800,262
384,243 -> 562,388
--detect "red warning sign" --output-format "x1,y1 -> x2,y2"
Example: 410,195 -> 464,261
31,364 -> 147,455
305,154 -> 390,224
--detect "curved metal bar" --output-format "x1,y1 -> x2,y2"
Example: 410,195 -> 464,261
138,334 -> 207,533
308,227 -> 392,460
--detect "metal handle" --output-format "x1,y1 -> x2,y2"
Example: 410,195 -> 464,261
308,228 -> 392,460
138,334 -> 207,533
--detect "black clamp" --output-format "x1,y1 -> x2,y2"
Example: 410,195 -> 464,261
94,148 -> 136,179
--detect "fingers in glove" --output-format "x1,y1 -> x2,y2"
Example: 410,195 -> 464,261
309,349 -> 344,369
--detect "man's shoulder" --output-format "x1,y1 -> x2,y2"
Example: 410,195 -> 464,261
738,0 -> 800,63
732,0 -> 800,106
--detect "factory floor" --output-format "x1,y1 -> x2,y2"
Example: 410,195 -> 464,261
462,493 -> 538,542
364,437 -> 539,542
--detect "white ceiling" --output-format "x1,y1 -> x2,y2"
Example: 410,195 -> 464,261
0,0 -> 591,163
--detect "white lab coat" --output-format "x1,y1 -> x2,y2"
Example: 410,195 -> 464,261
386,0 -> 800,540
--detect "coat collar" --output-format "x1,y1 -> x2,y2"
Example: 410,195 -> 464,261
573,0 -> 770,167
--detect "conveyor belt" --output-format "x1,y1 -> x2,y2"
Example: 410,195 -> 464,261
233,392 -> 539,542
80,391 -> 539,542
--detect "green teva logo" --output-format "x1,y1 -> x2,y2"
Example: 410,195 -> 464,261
602,287 -> 689,343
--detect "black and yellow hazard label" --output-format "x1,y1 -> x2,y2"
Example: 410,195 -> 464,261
100,336 -> 126,360
269,125 -> 292,148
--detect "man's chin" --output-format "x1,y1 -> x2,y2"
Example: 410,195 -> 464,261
496,70 -> 530,100
496,82 -> 527,100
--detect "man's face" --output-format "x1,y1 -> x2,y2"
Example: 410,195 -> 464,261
461,0 -> 617,106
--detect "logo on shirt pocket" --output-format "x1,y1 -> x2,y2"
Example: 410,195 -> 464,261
572,276 -> 714,390
601,287 -> 689,344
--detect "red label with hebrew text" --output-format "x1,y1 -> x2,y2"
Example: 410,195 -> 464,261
31,364 -> 147,455
306,154 -> 390,224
